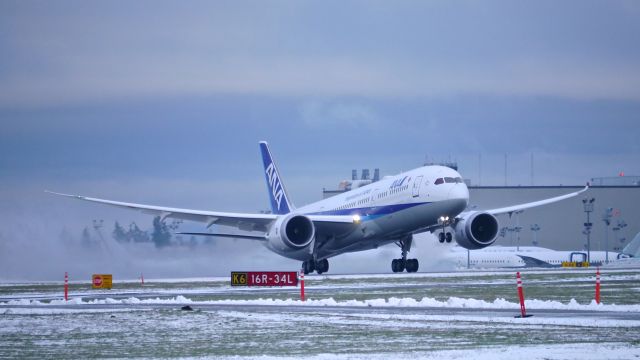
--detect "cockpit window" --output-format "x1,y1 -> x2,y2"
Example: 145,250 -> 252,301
440,177 -> 463,184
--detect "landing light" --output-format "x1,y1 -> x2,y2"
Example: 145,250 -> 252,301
353,214 -> 361,224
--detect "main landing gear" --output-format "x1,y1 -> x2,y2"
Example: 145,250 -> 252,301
302,258 -> 329,275
392,236 -> 419,273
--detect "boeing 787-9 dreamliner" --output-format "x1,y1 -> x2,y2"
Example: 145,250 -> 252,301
49,142 -> 587,274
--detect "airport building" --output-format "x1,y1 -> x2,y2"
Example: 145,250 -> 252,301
323,170 -> 639,252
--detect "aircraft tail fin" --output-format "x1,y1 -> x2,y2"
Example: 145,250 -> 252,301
259,141 -> 294,215
622,232 -> 640,257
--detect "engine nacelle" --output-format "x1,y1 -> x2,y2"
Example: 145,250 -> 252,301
453,212 -> 499,250
267,213 -> 315,251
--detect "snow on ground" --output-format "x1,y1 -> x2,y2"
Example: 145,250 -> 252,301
0,307 -> 147,315
4,294 -> 640,313
3,268 -> 633,285
221,343 -> 640,360
2,271 -> 638,359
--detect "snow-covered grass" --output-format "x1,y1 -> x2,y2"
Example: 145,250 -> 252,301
2,267 -> 636,285
207,343 -> 640,360
4,294 -> 640,313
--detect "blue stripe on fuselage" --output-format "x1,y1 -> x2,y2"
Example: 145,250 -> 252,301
306,201 -> 431,220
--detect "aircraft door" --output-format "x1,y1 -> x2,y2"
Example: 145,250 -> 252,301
570,252 -> 587,263
371,189 -> 379,204
412,176 -> 423,198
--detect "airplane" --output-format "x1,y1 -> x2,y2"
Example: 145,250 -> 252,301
444,244 -> 631,269
413,230 -> 640,269
48,141 -> 588,274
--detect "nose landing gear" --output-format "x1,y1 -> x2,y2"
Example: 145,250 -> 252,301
437,216 -> 453,243
438,231 -> 453,243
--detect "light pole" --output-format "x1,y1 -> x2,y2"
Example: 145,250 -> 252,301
92,219 -> 104,231
92,219 -> 109,254
514,211 -> 523,251
508,226 -> 515,246
602,208 -> 613,263
168,219 -> 183,245
530,224 -> 540,246
582,198 -> 595,263
613,219 -> 628,252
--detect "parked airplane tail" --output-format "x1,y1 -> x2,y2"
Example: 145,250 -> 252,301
622,232 -> 640,257
259,141 -> 294,215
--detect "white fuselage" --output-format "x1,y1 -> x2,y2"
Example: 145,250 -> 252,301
264,165 -> 470,261
444,245 -> 623,269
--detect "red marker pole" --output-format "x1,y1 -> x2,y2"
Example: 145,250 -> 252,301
515,272 -> 529,318
595,267 -> 601,304
64,272 -> 69,301
299,270 -> 305,302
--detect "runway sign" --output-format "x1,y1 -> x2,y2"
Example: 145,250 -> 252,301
92,274 -> 113,289
231,271 -> 298,287
562,261 -> 590,268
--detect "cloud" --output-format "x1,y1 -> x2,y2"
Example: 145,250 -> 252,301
2,2 -> 640,107
299,100 -> 381,128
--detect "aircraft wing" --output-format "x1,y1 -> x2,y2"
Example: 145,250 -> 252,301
474,185 -> 589,217
46,191 -> 358,233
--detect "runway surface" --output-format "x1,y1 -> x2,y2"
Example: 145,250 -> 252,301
2,268 -> 640,359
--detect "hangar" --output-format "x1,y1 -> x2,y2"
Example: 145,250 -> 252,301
468,183 -> 638,252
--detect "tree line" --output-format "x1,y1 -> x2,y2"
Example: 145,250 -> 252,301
111,216 -> 173,248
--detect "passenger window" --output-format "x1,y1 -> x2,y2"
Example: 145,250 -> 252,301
435,178 -> 444,185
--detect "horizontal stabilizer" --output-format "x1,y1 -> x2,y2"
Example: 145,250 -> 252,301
176,232 -> 266,241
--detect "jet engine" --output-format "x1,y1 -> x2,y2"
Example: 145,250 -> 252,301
453,212 -> 499,250
267,213 -> 315,251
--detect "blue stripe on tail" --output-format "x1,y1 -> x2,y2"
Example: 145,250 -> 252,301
259,141 -> 292,215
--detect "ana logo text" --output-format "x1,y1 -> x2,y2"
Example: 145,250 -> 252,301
265,162 -> 285,210
389,176 -> 408,189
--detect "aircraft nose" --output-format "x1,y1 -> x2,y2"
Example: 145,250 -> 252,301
448,183 -> 469,205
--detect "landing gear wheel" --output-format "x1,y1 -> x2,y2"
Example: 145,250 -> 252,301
445,232 -> 453,243
439,232 -> 445,243
391,259 -> 406,273
405,259 -> 419,273
316,259 -> 329,274
302,260 -> 315,275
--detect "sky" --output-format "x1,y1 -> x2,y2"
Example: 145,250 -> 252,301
1,1 -> 640,280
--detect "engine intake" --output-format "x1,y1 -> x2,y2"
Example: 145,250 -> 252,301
284,215 -> 314,247
454,212 -> 499,250
268,214 -> 315,250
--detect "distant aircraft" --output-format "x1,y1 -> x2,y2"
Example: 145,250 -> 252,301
417,231 -> 640,269
49,142 -> 587,274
